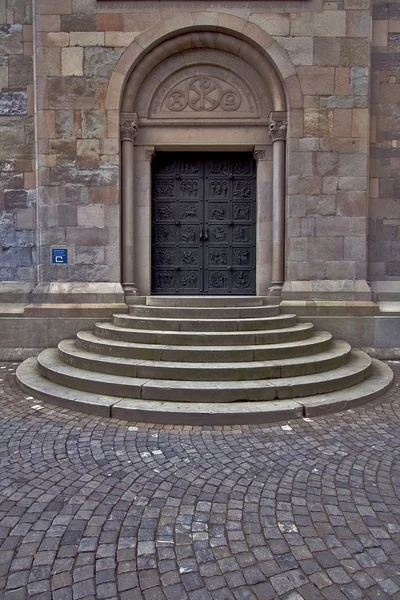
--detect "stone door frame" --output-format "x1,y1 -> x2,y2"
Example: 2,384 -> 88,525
111,15 -> 301,300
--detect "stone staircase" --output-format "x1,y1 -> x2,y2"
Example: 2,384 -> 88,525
16,297 -> 393,425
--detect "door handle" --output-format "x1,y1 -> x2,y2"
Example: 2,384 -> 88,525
200,228 -> 209,241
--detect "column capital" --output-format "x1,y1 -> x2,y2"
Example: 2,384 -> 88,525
268,112 -> 287,143
120,112 -> 138,142
144,148 -> 156,162
253,146 -> 269,162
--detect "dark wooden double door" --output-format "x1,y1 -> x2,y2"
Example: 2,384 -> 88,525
152,152 -> 256,295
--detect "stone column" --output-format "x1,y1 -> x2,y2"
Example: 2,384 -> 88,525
120,113 -> 138,299
268,112 -> 287,300
253,146 -> 273,296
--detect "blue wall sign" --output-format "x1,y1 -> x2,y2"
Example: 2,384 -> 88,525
52,248 -> 68,264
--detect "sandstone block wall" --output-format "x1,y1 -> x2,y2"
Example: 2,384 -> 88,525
0,0 -> 35,283
33,0 -> 373,287
0,0 -> 398,296
370,0 -> 400,281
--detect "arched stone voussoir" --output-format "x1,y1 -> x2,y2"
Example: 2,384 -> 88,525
267,42 -> 297,81
136,13 -> 195,51
108,12 -> 302,115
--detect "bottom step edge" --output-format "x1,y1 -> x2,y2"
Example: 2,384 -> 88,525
16,357 -> 393,426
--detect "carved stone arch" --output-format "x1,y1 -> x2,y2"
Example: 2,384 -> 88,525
114,16 -> 294,298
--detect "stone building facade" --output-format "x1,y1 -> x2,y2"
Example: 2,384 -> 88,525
0,0 -> 399,358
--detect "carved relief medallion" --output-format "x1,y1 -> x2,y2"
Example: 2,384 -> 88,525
135,49 -> 272,120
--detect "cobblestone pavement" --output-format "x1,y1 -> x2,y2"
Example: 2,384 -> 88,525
0,362 -> 400,600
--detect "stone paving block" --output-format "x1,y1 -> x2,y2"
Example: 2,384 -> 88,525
0,359 -> 397,599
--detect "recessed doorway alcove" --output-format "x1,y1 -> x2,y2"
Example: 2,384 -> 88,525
118,29 -> 288,299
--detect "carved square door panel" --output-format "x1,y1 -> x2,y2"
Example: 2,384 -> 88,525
152,153 -> 256,294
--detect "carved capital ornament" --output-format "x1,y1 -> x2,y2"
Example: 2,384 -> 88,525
253,149 -> 267,162
120,112 -> 138,142
268,114 -> 287,142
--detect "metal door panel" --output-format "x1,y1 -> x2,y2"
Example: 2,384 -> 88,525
152,152 -> 256,294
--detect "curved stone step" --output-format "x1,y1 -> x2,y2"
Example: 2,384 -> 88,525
58,339 -> 351,381
146,296 -> 264,307
112,313 -> 297,332
130,304 -> 279,319
76,330 -> 333,362
37,348 -> 371,403
16,358 -> 393,425
94,321 -> 314,346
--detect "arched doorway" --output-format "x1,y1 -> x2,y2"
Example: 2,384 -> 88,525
115,23 -> 292,299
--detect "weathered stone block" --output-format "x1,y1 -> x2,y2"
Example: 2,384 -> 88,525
0,24 -> 23,55
248,14 -> 290,36
298,177 -> 321,195
65,185 -> 89,205
289,152 -> 313,176
287,195 -> 306,217
344,0 -> 370,9
291,12 -> 346,37
305,194 -> 336,216
340,39 -> 369,67
84,47 -> 124,81
48,78 -> 99,109
316,216 -> 365,237
8,55 -> 32,87
77,205 -> 104,228
333,108 -> 352,138
0,267 -> 17,280
320,137 -> 359,153
61,15 -> 96,32
50,167 -> 118,187
0,91 -> 27,115
55,110 -> 74,139
39,0 -> 72,15
77,139 -> 100,169
304,108 -> 334,137
372,51 -> 400,71
314,152 -> 338,176
346,11 -> 370,38
288,237 -> 308,261
297,260 -> 325,280
88,187 -> 119,204
298,66 -> 335,95
352,108 -> 369,138
57,205 -> 77,227
82,110 -> 106,139
36,47 -> 61,77
313,37 -> 340,66
309,236 -> 344,260
338,154 -> 368,176
319,95 -> 367,109
372,20 -> 388,47
75,245 -> 105,265
0,247 -> 32,268
47,32 -> 69,47
62,47 -> 83,77
335,67 -> 350,95
66,227 -> 109,246
338,177 -> 367,191
49,139 -> 76,166
97,13 -> 124,31
274,36 -> 313,66
325,261 -> 355,279
4,189 -> 31,209
337,191 -> 367,216
70,32 -> 105,47
344,236 -> 367,261
16,208 -> 36,231
105,32 -> 138,47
